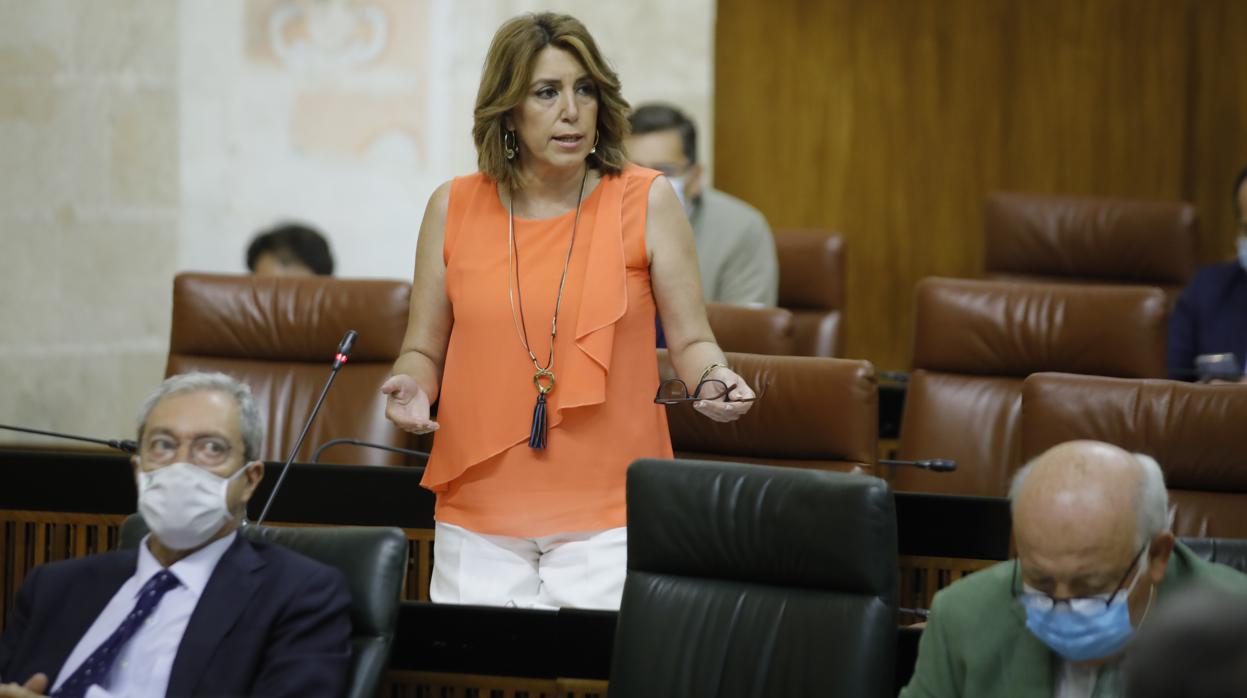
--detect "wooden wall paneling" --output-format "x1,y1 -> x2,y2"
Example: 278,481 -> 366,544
715,0 -> 1238,371
1185,0 -> 1247,263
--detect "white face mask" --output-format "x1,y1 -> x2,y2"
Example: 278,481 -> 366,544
138,462 -> 250,550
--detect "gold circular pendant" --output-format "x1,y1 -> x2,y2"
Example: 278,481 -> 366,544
533,369 -> 555,395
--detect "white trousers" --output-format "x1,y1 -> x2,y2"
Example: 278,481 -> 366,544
430,521 -> 628,610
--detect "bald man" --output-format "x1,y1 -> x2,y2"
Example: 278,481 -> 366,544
900,440 -> 1247,698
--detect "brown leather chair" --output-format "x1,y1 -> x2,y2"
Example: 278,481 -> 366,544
658,350 -> 877,473
166,273 -> 413,465
984,192 -> 1198,299
704,303 -> 795,355
774,229 -> 845,357
894,278 -> 1168,496
1021,372 -> 1247,538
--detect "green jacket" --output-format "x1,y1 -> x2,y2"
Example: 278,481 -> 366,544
899,541 -> 1247,698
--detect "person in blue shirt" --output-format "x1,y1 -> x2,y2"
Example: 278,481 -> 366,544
1169,166 -> 1247,380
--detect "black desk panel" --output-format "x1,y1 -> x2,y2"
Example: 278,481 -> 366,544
1,448 -> 1012,690
0,449 -> 1011,558
391,603 -> 616,679
0,450 -> 436,528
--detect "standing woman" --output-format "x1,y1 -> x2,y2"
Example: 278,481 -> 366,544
382,12 -> 754,610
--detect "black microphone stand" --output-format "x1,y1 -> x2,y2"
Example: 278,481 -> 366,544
256,330 -> 357,525
880,458 -> 957,473
309,438 -> 429,465
0,423 -> 137,453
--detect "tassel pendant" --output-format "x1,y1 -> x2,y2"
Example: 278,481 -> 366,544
529,369 -> 554,450
529,392 -> 548,449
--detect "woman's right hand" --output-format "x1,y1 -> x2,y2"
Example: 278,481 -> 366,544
382,374 -> 440,434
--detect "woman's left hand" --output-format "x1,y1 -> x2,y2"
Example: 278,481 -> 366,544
693,366 -> 756,423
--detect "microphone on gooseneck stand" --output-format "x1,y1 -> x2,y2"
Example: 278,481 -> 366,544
0,423 -> 138,453
255,329 -> 358,526
879,458 -> 957,473
309,438 -> 429,465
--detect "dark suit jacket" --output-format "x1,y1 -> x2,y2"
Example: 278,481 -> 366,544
1169,260 -> 1247,378
0,535 -> 351,697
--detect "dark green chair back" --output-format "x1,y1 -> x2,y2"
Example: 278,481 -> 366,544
119,515 -> 407,698
611,459 -> 898,698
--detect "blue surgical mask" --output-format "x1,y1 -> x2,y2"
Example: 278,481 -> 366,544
1237,236 -> 1247,273
1022,553 -> 1149,663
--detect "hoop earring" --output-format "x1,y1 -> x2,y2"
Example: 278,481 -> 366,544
589,131 -> 599,155
504,130 -> 517,160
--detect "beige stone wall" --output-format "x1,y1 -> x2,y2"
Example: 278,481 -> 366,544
0,0 -> 181,446
0,0 -> 714,447
181,0 -> 716,280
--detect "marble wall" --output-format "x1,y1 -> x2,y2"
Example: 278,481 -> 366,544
0,0 -> 715,446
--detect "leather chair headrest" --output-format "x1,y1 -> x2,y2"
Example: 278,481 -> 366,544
1021,372 -> 1247,491
659,350 -> 876,468
627,459 -> 896,594
985,191 -> 1197,285
704,303 -> 795,355
912,277 -> 1168,378
169,273 -> 410,362
774,229 -> 845,310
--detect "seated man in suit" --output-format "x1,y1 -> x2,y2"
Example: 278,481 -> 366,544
901,440 -> 1247,698
0,372 -> 351,697
1169,165 -> 1247,380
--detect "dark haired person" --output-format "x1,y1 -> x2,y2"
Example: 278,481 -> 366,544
1168,167 -> 1247,380
381,13 -> 755,610
626,103 -> 778,306
246,223 -> 335,276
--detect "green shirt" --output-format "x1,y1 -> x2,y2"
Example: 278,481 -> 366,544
899,541 -> 1247,698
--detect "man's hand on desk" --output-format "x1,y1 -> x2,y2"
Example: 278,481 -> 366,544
0,673 -> 47,697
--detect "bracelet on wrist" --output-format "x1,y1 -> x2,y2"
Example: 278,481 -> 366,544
698,362 -> 728,385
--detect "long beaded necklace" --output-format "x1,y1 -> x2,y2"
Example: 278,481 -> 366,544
507,167 -> 589,449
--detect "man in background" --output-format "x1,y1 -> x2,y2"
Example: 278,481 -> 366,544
1168,166 -> 1247,380
246,223 -> 335,277
626,104 -> 778,307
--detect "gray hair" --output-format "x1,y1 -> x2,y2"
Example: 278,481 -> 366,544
136,372 -> 265,462
1009,450 -> 1170,549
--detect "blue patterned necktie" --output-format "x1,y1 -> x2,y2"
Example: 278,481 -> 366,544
53,569 -> 181,698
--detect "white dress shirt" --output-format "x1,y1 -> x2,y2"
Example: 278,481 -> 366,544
1054,659 -> 1100,698
51,532 -> 236,698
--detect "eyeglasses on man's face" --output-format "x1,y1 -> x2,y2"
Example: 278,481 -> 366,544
140,433 -> 236,469
1012,543 -> 1148,615
653,378 -> 767,405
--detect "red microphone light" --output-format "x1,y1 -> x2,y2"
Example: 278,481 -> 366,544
334,353 -> 348,365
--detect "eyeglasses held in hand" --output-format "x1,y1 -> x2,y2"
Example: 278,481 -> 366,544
653,378 -> 768,405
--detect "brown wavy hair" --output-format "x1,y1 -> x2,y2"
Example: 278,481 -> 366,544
473,13 -> 630,188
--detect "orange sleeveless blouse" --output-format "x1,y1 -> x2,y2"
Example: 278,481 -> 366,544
424,165 -> 674,537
